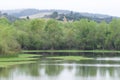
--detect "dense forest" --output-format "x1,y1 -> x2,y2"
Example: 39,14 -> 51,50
0,17 -> 120,55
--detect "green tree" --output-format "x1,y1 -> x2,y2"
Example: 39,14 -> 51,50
50,11 -> 58,19
44,19 -> 62,49
0,25 -> 20,55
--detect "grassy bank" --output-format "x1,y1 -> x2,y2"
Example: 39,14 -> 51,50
0,61 -> 35,67
22,50 -> 120,53
0,54 -> 41,67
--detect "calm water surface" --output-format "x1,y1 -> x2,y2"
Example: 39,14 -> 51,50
1,53 -> 120,80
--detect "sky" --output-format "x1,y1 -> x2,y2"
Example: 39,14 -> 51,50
0,0 -> 120,16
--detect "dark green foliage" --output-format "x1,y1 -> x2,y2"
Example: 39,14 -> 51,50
50,11 -> 58,19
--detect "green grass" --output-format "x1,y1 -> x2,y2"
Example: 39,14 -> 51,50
47,56 -> 93,61
0,57 -> 37,62
0,61 -> 35,67
0,54 -> 41,67
18,54 -> 41,58
22,50 -> 120,53
0,54 -> 41,62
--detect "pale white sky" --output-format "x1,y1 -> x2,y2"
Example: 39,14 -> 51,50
0,0 -> 120,16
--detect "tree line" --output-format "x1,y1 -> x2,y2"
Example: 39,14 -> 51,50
0,17 -> 120,55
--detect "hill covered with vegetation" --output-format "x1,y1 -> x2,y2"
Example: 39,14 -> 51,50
2,9 -> 117,23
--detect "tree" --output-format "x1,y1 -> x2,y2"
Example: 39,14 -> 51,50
50,11 -> 58,19
44,19 -> 62,49
0,25 -> 20,55
26,16 -> 30,20
108,19 -> 120,49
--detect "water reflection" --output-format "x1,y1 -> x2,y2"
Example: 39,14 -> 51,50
96,57 -> 120,61
1,57 -> 120,80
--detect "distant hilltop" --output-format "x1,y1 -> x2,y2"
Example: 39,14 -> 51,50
1,8 -> 119,22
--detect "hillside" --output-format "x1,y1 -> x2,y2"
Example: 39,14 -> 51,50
0,11 -> 18,22
2,9 -> 118,22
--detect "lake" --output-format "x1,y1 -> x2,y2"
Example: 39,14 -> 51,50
0,52 -> 120,80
